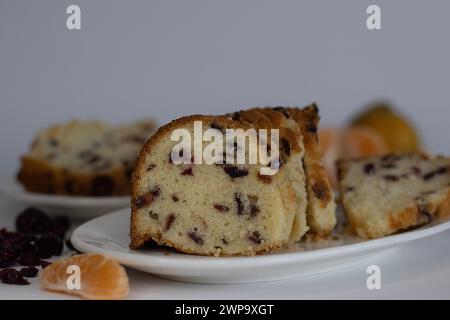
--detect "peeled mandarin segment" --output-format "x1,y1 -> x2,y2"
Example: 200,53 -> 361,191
342,126 -> 389,158
39,253 -> 129,300
351,104 -> 420,153
318,128 -> 342,188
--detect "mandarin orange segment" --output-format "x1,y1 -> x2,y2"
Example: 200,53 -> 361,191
342,126 -> 389,158
40,253 -> 129,300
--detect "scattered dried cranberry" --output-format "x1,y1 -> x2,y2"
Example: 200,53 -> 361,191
50,216 -> 70,237
16,207 -> 52,234
36,233 -> 63,259
17,243 -> 40,266
164,214 -> 176,232
0,269 -> 29,284
0,268 -> 29,285
40,260 -> 52,269
20,266 -> 39,278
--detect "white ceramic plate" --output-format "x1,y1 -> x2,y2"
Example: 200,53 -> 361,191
71,208 -> 450,284
0,178 -> 130,220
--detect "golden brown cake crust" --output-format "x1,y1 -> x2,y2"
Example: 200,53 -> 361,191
17,156 -> 130,196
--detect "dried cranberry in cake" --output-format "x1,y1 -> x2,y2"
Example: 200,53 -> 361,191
248,231 -> 262,244
223,166 -> 249,178
187,229 -> 204,245
164,214 -> 176,232
423,166 -> 448,181
311,182 -> 330,200
130,110 -> 332,256
257,173 -> 272,184
134,186 -> 160,209
181,167 -> 193,176
213,204 -> 229,212
363,163 -> 376,175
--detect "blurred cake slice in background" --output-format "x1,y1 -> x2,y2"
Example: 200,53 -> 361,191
17,119 -> 156,196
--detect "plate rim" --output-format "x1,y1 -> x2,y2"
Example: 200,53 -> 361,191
0,177 -> 130,207
71,208 -> 450,270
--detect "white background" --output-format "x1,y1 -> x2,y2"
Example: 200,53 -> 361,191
1,0 -> 450,174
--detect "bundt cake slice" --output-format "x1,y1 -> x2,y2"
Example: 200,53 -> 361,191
130,115 -> 305,255
337,153 -> 450,239
288,105 -> 337,236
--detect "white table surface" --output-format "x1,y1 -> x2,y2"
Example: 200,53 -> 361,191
1,196 -> 450,300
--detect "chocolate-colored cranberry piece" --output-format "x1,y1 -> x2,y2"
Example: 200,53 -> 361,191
164,214 -> 176,232
18,243 -> 40,266
223,166 -> 249,178
412,166 -> 422,176
91,176 -> 114,196
280,138 -> 291,157
363,163 -> 375,175
135,187 -> 160,209
172,195 -> 179,202
312,182 -> 329,200
181,167 -> 193,176
0,268 -> 30,285
40,260 -> 52,269
248,231 -> 262,244
234,193 -> 244,215
383,175 -> 399,182
214,204 -> 229,212
423,166 -> 448,181
16,207 -> 52,234
20,266 -> 39,278
188,230 -> 204,245
147,164 -> 156,171
36,233 -> 63,258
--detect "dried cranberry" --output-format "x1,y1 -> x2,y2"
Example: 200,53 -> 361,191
181,167 -> 193,176
36,233 -> 63,258
214,204 -> 229,212
50,216 -> 70,237
234,193 -> 244,215
172,195 -> 179,202
20,266 -> 39,278
16,207 -> 52,234
40,260 -> 52,269
383,175 -> 399,182
0,268 -> 29,285
188,230 -> 204,245
164,214 -> 176,232
363,163 -> 375,175
248,231 -> 262,244
223,166 -> 249,178
17,243 -> 40,266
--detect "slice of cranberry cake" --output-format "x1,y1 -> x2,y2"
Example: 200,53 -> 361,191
130,114 -> 307,256
17,119 -> 156,196
337,153 -> 450,239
